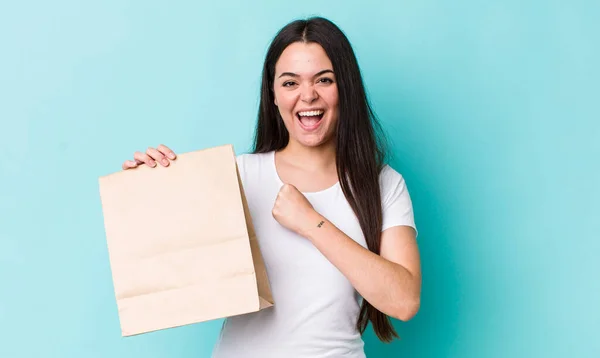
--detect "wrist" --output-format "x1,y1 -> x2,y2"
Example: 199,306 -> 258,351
300,210 -> 327,240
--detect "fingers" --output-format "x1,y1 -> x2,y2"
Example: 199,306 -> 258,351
157,144 -> 176,160
146,147 -> 170,167
122,160 -> 138,170
134,151 -> 156,167
122,145 -> 178,171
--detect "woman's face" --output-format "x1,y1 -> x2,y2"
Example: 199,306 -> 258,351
273,42 -> 339,148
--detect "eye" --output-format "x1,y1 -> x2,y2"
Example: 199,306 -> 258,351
318,77 -> 334,84
283,81 -> 297,87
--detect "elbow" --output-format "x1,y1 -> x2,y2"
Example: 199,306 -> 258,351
392,298 -> 420,322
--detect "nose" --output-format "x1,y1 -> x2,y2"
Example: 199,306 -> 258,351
300,83 -> 318,103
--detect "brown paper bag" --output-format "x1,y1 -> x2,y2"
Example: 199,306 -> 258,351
98,144 -> 273,336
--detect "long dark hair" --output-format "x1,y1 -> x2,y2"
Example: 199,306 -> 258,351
252,17 -> 396,342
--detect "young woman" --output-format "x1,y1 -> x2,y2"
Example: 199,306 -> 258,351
122,16 -> 421,358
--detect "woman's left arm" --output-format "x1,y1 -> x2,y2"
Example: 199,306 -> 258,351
272,184 -> 422,321
303,213 -> 421,321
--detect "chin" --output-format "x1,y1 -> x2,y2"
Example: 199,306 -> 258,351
292,134 -> 333,148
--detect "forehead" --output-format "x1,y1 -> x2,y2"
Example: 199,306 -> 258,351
275,42 -> 333,76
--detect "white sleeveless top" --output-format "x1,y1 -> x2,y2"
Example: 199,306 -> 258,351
211,151 -> 416,358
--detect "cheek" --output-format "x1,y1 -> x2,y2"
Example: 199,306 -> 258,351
278,99 -> 299,124
322,87 -> 339,110
274,91 -> 295,111
324,93 -> 339,119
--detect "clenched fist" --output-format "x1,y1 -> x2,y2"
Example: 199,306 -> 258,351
272,184 -> 323,237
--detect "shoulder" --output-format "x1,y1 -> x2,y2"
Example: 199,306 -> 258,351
378,164 -> 417,232
379,164 -> 407,190
235,151 -> 274,180
379,164 -> 411,205
235,151 -> 271,167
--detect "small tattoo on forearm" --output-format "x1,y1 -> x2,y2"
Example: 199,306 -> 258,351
317,220 -> 325,228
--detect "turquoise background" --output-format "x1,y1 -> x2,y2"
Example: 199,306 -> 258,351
1,0 -> 598,357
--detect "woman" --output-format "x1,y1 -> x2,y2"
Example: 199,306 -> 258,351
122,17 -> 421,358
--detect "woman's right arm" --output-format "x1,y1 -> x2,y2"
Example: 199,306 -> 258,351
122,144 -> 177,170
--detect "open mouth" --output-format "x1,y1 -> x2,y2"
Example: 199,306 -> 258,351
296,109 -> 325,130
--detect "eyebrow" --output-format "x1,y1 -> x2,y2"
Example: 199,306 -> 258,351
278,69 -> 334,79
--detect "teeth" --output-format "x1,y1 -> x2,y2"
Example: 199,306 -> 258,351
298,110 -> 324,117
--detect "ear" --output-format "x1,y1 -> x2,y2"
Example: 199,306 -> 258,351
274,97 -> 278,106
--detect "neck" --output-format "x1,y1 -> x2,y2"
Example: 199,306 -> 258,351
278,139 -> 337,172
